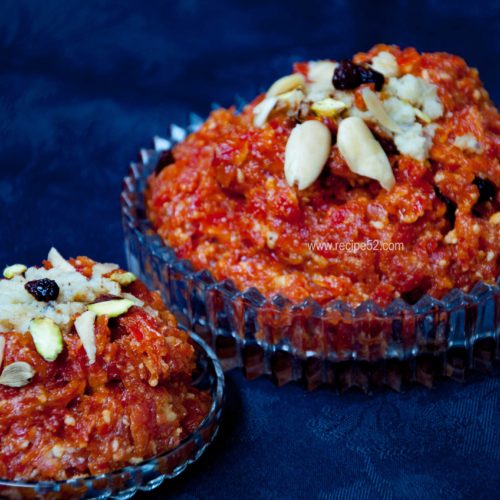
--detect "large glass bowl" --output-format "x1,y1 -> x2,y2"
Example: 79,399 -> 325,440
0,333 -> 225,499
121,118 -> 499,392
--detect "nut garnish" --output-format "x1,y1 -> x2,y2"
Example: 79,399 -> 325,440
361,87 -> 401,133
266,73 -> 305,97
0,362 -> 35,388
0,335 -> 5,369
87,298 -> 134,318
109,271 -> 137,286
253,96 -> 278,127
3,264 -> 27,279
74,310 -> 97,364
337,116 -> 395,190
284,120 -> 332,190
311,98 -> 347,117
29,318 -> 64,362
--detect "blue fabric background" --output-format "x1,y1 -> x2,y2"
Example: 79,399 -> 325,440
1,0 -> 499,498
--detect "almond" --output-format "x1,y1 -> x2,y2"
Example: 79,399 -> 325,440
361,88 -> 401,133
253,97 -> 278,127
74,310 -> 97,364
0,335 -> 4,369
284,120 -> 331,190
266,73 -> 305,97
337,116 -> 395,190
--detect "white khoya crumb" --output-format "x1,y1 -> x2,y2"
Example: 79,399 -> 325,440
386,74 -> 443,120
370,51 -> 399,78
453,134 -> 483,154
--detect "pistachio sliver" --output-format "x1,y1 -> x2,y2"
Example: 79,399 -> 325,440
74,311 -> 97,364
88,299 -> 134,318
311,98 -> 347,117
109,271 -> 137,286
3,264 -> 27,279
29,318 -> 64,362
361,87 -> 401,133
0,362 -> 36,388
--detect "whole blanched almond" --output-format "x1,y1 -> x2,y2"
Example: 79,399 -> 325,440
337,116 -> 395,190
285,120 -> 332,190
267,73 -> 305,97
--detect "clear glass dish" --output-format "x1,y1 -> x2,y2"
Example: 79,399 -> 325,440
0,333 -> 225,499
121,118 -> 499,392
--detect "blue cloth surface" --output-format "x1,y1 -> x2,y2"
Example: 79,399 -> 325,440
0,0 -> 499,498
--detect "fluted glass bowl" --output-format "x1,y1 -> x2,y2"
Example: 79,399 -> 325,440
0,333 -> 225,499
121,118 -> 499,392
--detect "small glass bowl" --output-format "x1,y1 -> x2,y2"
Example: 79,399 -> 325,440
0,333 -> 225,499
121,118 -> 499,392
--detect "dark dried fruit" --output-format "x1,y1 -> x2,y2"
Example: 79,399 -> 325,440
25,279 -> 60,302
155,149 -> 175,175
332,60 -> 385,91
434,187 -> 457,227
358,66 -> 385,91
473,176 -> 496,203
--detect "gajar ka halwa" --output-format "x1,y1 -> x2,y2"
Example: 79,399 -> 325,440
147,45 -> 499,307
0,248 -> 210,481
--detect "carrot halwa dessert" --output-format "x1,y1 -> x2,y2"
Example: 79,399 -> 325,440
0,249 -> 210,481
147,45 -> 499,307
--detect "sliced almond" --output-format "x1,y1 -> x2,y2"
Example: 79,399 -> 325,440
47,247 -> 74,271
266,73 -> 305,97
74,310 -> 97,364
284,120 -> 332,190
253,96 -> 278,127
0,335 -> 5,369
361,88 -> 401,133
413,107 -> 431,124
337,117 -> 395,191
311,98 -> 347,117
0,361 -> 35,388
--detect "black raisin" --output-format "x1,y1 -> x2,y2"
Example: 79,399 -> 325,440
473,177 -> 496,203
358,66 -> 385,91
434,187 -> 457,227
332,60 -> 362,90
25,279 -> 60,302
332,60 -> 385,91
154,149 -> 175,175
